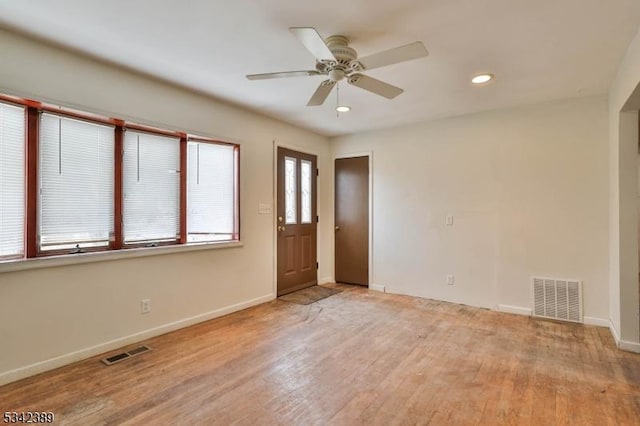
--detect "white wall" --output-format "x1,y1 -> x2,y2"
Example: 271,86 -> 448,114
0,29 -> 331,384
332,96 -> 610,320
608,27 -> 640,347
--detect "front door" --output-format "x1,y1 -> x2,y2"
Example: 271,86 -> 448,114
277,147 -> 318,296
335,156 -> 369,286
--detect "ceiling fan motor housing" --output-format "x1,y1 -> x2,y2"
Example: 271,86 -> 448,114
317,35 -> 362,81
326,36 -> 356,59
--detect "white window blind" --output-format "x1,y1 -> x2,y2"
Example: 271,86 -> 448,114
187,142 -> 235,242
0,102 -> 25,258
39,113 -> 114,251
123,130 -> 180,244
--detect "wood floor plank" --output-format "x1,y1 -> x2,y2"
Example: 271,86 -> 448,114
1,284 -> 639,425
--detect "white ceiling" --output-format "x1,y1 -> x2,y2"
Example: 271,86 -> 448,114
1,0 -> 639,136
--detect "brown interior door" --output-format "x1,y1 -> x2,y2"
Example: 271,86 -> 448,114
277,147 -> 318,296
335,156 -> 369,286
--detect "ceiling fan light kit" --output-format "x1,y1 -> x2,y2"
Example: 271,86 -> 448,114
246,27 -> 429,107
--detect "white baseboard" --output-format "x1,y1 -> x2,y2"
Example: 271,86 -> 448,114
369,284 -> 385,292
0,293 -> 274,387
609,320 -> 621,344
583,316 -> 610,327
609,320 -> 640,353
318,276 -> 333,285
495,306 -> 610,329
618,340 -> 640,353
383,286 -> 417,297
496,304 -> 532,316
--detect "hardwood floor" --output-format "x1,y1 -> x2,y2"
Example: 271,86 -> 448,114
1,284 -> 639,425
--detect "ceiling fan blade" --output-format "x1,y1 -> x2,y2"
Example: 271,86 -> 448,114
307,80 -> 336,106
289,27 -> 336,62
246,70 -> 322,80
348,74 -> 404,99
358,41 -> 428,71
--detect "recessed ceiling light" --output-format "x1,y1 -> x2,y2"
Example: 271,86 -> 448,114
336,106 -> 351,112
472,73 -> 494,84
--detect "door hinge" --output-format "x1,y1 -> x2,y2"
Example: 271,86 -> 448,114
317,215 -> 319,223
316,168 -> 319,176
316,262 -> 319,270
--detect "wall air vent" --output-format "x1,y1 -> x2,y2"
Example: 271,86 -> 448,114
532,277 -> 582,323
101,345 -> 152,366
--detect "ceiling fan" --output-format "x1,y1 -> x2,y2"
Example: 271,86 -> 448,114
246,27 -> 429,106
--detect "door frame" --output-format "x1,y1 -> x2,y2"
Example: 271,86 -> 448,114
272,141 -> 322,297
333,151 -> 375,289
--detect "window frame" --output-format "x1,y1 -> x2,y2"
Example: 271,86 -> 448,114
190,137 -> 240,241
121,127 -> 183,249
186,136 -> 241,243
0,93 -> 241,262
36,111 -> 116,256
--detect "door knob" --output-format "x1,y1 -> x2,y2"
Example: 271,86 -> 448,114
278,225 -> 286,231
278,216 -> 283,222
335,226 -> 340,230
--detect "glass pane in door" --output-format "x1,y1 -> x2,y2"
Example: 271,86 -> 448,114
285,157 -> 297,224
301,160 -> 312,223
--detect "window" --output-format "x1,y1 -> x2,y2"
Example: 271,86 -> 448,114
38,113 -> 115,252
301,160 -> 312,224
123,130 -> 180,245
284,156 -> 296,224
0,102 -> 25,259
0,94 -> 240,262
187,141 -> 237,242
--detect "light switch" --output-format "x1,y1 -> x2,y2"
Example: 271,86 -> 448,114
446,215 -> 454,226
258,204 -> 272,215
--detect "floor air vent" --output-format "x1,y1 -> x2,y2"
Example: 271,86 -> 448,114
532,277 -> 582,323
101,345 -> 151,366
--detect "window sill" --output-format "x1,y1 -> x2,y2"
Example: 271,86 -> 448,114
0,240 -> 243,274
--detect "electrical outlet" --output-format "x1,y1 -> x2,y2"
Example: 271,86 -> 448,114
447,275 -> 454,285
141,299 -> 151,314
446,215 -> 454,226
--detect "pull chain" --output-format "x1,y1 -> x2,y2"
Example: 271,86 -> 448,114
336,83 -> 340,118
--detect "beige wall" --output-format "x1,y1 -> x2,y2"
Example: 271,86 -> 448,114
608,27 -> 640,346
332,96 -> 610,320
0,29 -> 331,384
